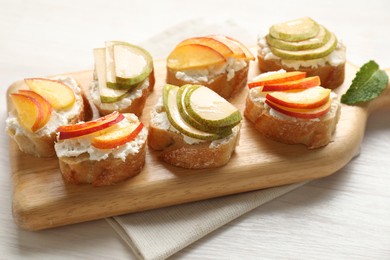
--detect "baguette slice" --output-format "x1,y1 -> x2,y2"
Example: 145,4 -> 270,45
148,99 -> 241,169
91,71 -> 155,117
6,77 -> 85,157
55,113 -> 147,186
244,87 -> 341,149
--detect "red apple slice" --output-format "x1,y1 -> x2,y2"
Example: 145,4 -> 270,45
176,37 -> 233,59
225,36 -> 255,60
207,35 -> 246,59
92,122 -> 144,149
57,111 -> 124,140
167,44 -> 226,70
25,78 -> 76,110
248,71 -> 306,88
18,90 -> 52,130
262,76 -> 321,92
10,93 -> 45,132
265,98 -> 331,119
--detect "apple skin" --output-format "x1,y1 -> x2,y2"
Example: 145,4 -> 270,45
10,93 -> 45,132
18,90 -> 52,129
57,111 -> 124,140
91,122 -> 144,149
262,76 -> 320,92
265,99 -> 331,119
248,71 -> 306,88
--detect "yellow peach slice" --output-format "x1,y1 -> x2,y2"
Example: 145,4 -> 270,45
10,93 -> 44,132
25,78 -> 76,110
167,44 -> 226,70
176,37 -> 233,59
225,36 -> 255,60
248,71 -> 307,88
18,90 -> 52,130
207,35 -> 246,59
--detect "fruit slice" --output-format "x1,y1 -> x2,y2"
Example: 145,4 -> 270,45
18,90 -> 52,130
265,98 -> 331,119
94,48 -> 128,103
266,86 -> 331,109
177,85 -> 233,136
24,78 -> 76,110
248,71 -> 306,88
10,93 -> 44,132
262,76 -> 321,92
163,84 -> 220,140
207,35 -> 246,59
269,17 -> 320,42
167,44 -> 226,70
225,36 -> 255,60
176,37 -> 234,59
269,33 -> 337,60
92,122 -> 144,149
184,85 -> 241,128
57,111 -> 124,140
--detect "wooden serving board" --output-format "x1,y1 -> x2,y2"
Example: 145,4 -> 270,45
7,59 -> 390,231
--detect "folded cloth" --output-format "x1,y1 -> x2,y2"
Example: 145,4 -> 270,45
106,18 -> 305,260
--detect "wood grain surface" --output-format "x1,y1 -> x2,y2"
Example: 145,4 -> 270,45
7,57 -> 390,231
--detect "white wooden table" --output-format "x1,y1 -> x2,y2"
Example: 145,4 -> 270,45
1,0 -> 389,259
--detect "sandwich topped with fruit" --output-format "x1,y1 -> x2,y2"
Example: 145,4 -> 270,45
55,111 -> 147,186
91,41 -> 155,117
166,35 -> 255,99
6,77 -> 84,157
245,70 -> 341,148
257,17 -> 346,89
148,84 -> 242,168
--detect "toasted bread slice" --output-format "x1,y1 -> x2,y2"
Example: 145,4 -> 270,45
6,77 -> 85,157
257,37 -> 346,89
91,72 -> 155,117
244,87 -> 341,149
55,113 -> 147,186
148,99 -> 240,168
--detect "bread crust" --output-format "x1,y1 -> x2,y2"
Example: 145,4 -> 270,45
58,142 -> 146,186
166,65 -> 249,99
257,54 -> 345,90
95,71 -> 155,117
244,91 -> 340,149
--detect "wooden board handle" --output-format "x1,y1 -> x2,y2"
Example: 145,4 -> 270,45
367,69 -> 390,113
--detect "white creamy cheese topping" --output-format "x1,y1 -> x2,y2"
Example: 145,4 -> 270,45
91,78 -> 150,110
175,58 -> 247,83
6,76 -> 83,137
54,114 -> 147,161
257,36 -> 346,69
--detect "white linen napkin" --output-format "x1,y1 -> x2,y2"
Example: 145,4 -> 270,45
106,18 -> 305,260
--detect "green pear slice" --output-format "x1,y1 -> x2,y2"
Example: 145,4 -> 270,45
266,25 -> 331,51
110,41 -> 153,86
177,85 -> 233,136
184,85 -> 242,128
269,32 -> 338,60
93,48 -> 128,103
163,84 -> 221,141
270,17 -> 320,42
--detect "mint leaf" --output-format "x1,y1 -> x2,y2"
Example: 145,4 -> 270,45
341,60 -> 388,105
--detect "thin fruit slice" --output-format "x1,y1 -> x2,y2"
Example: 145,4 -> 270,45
176,37 -> 234,59
265,98 -> 331,119
207,35 -> 246,59
18,90 -> 52,130
10,93 -> 44,132
269,33 -> 337,60
184,85 -> 241,128
167,44 -> 226,70
248,71 -> 306,88
57,111 -> 124,140
163,84 -> 220,141
177,85 -> 233,136
266,86 -> 331,109
266,25 -> 331,51
92,122 -> 144,149
25,78 -> 76,110
262,76 -> 321,92
269,17 -> 320,42
225,36 -> 255,60
94,48 -> 128,103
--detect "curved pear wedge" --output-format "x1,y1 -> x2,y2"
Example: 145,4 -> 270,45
163,85 -> 222,141
266,25 -> 331,51
269,33 -> 338,60
177,85 -> 233,136
184,85 -> 242,128
270,17 -> 320,42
